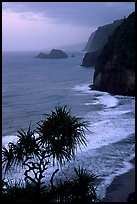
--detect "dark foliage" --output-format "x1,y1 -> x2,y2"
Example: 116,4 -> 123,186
94,12 -> 135,80
37,105 -> 87,166
2,105 -> 99,203
127,192 -> 135,202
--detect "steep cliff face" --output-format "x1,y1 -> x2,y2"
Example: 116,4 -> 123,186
82,31 -> 96,52
83,19 -> 123,53
82,19 -> 123,67
81,49 -> 103,67
92,12 -> 135,96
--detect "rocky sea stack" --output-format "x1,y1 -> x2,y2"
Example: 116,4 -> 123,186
35,49 -> 68,59
92,12 -> 135,96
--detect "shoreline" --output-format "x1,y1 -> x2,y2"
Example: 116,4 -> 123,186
101,158 -> 135,202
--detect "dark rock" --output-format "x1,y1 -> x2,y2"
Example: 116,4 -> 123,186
82,19 -> 123,67
48,49 -> 68,58
81,49 -> 103,67
127,192 -> 135,202
35,52 -> 48,59
92,12 -> 135,96
83,19 -> 123,53
35,49 -> 68,59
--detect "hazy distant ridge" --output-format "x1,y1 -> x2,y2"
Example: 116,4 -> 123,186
83,19 -> 123,53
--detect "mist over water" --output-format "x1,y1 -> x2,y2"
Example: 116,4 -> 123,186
2,51 -> 135,200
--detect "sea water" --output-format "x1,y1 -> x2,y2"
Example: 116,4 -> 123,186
2,51 -> 135,200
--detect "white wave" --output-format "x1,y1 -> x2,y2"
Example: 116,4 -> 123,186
72,84 -> 91,94
96,94 -> 119,108
116,95 -> 135,99
97,159 -> 134,200
80,117 -> 135,151
99,110 -> 132,116
2,133 -> 40,147
72,84 -> 119,108
72,84 -> 101,95
85,102 -> 100,106
2,135 -> 17,148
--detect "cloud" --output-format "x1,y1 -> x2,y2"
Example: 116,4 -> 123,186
2,8 -> 92,51
2,2 -> 135,51
2,2 -> 135,27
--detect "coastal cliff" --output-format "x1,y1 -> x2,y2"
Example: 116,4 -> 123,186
92,12 -> 135,96
83,19 -> 123,53
81,49 -> 103,67
82,19 -> 123,67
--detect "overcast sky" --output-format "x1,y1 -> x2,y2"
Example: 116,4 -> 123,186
2,2 -> 135,51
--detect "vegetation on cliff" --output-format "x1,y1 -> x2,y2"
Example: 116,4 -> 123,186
93,12 -> 135,96
84,19 -> 123,53
82,19 -> 123,67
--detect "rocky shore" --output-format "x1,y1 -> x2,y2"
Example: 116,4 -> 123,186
101,158 -> 135,202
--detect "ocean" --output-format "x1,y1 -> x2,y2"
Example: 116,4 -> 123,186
2,50 -> 135,200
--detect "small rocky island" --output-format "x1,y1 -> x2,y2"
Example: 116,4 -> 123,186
35,49 -> 68,59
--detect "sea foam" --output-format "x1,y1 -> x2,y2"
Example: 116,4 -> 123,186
96,94 -> 119,108
72,84 -> 119,108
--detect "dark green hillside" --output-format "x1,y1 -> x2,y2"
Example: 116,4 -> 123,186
92,12 -> 135,96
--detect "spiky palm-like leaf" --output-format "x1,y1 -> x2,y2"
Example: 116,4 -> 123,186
2,144 -> 15,173
2,126 -> 39,173
48,166 -> 100,203
16,126 -> 39,156
74,166 -> 97,185
37,105 -> 87,166
73,166 -> 99,202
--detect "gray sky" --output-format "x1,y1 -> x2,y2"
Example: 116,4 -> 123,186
2,2 -> 135,51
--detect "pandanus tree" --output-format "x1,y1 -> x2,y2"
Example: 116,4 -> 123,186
2,105 -> 87,200
37,105 -> 87,165
50,166 -> 100,203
